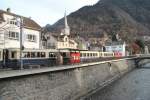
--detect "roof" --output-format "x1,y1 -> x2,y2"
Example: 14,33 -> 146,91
0,12 -> 4,22
0,10 -> 41,31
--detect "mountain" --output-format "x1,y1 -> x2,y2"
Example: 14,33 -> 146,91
45,0 -> 150,42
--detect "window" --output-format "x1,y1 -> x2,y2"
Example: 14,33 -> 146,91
8,31 -> 19,40
96,53 -> 98,56
87,53 -> 90,57
9,20 -> 17,25
90,53 -> 92,57
41,52 -> 46,57
27,34 -> 36,42
31,52 -> 36,58
84,53 -> 86,57
65,37 -> 68,42
49,53 -> 56,58
23,52 -> 28,58
37,52 -> 41,57
11,51 -> 17,59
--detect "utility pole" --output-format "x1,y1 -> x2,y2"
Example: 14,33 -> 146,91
20,17 -> 23,69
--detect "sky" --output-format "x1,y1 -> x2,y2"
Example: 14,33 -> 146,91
0,0 -> 99,26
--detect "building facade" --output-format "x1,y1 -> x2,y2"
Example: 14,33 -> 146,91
0,8 -> 41,49
105,42 -> 126,56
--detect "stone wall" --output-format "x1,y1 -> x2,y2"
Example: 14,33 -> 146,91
0,58 -> 136,100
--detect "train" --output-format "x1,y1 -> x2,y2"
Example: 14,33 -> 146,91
0,48 -> 121,69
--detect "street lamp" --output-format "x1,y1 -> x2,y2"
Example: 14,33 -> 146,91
19,17 -> 23,70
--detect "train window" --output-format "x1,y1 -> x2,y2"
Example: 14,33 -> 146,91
37,52 -> 40,57
11,51 -> 17,59
96,53 -> 97,56
95,53 -> 97,56
23,52 -> 27,58
27,52 -> 30,58
0,51 -> 1,59
49,53 -> 54,57
83,53 -> 86,57
34,52 -> 38,57
41,52 -> 46,57
31,52 -> 36,58
87,53 -> 89,57
93,53 -> 94,57
90,53 -> 92,57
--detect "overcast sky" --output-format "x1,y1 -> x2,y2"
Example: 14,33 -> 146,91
0,0 -> 99,26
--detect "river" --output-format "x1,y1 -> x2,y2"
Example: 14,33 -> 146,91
83,63 -> 150,100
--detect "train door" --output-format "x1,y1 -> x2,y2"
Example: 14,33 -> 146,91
62,52 -> 70,65
3,49 -> 9,67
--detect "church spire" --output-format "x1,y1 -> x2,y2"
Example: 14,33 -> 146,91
64,11 -> 69,28
63,11 -> 70,35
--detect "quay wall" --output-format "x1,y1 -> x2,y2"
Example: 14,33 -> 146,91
0,58 -> 136,100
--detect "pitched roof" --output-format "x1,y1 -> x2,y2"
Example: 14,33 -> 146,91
0,10 -> 41,31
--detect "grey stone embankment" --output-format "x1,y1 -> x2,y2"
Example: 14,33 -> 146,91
0,58 -> 136,100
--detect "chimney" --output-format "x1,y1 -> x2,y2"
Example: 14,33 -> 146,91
7,8 -> 11,13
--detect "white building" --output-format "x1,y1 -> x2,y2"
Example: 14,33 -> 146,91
41,33 -> 57,49
57,12 -> 77,49
0,8 -> 41,49
105,42 -> 126,56
44,12 -> 77,49
57,35 -> 77,49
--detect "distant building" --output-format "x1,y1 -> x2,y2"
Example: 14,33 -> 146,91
41,33 -> 57,49
0,8 -> 41,49
105,41 -> 126,56
43,12 -> 77,49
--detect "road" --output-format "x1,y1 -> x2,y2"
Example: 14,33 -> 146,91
83,63 -> 150,100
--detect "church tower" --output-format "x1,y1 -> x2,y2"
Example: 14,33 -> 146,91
61,11 -> 70,36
